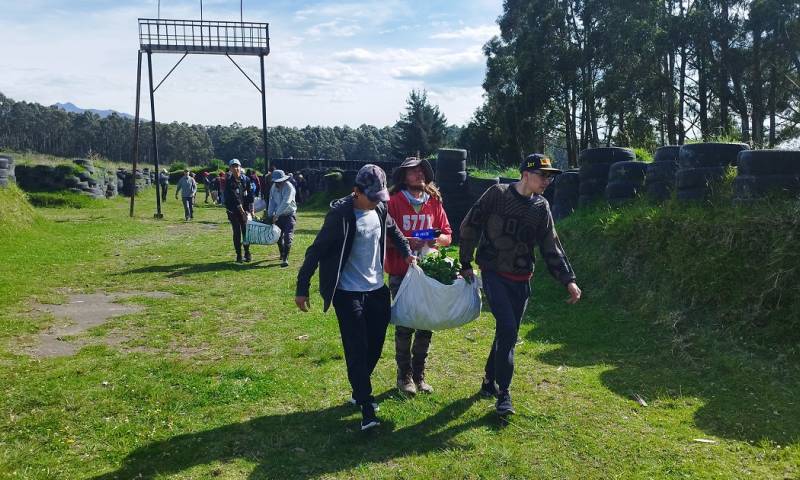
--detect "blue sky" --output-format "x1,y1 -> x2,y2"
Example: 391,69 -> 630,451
0,0 -> 502,127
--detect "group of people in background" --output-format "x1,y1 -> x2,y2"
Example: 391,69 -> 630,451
295,156 -> 582,431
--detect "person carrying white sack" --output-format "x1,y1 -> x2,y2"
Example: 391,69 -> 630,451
386,156 -> 452,396
267,169 -> 297,268
459,153 -> 582,417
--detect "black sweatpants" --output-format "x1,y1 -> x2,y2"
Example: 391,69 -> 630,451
227,210 -> 249,258
332,285 -> 391,405
481,270 -> 531,393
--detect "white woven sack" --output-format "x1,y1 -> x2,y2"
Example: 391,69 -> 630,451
391,263 -> 482,330
253,197 -> 267,213
245,220 -> 281,245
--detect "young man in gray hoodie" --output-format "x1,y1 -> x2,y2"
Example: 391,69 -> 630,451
267,169 -> 297,268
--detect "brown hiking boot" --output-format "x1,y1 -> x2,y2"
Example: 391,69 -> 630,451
413,371 -> 433,394
397,370 -> 416,396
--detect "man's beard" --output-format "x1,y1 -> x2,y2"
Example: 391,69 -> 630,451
407,183 -> 425,193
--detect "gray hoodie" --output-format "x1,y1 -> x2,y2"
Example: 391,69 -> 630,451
268,181 -> 297,217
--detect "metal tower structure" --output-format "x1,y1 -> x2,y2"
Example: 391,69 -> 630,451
130,12 -> 270,218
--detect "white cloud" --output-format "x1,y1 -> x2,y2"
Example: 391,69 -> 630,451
430,24 -> 499,41
306,20 -> 361,38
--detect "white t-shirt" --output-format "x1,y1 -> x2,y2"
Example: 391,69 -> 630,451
338,208 -> 383,292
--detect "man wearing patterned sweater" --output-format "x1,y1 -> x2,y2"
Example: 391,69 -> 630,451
459,153 -> 582,416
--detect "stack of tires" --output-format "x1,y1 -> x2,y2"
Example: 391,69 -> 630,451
436,149 -> 470,242
733,150 -> 800,202
676,143 -> 748,201
499,176 -> 517,185
551,170 -> 580,220
0,155 -> 15,188
578,147 -> 635,206
645,146 -> 680,201
605,161 -> 648,205
469,176 -> 499,204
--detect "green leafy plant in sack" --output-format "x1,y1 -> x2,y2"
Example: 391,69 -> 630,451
418,246 -> 461,285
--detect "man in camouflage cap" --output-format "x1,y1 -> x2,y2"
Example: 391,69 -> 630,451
296,164 -> 415,431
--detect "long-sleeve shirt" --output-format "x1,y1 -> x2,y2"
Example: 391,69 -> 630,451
175,176 -> 197,198
268,182 -> 297,217
459,183 -> 576,285
385,190 -> 452,276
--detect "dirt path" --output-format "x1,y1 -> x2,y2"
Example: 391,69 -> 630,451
26,291 -> 173,357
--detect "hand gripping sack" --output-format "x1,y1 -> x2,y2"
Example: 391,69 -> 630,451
391,263 -> 482,330
244,219 -> 281,245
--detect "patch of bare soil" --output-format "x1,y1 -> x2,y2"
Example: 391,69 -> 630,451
23,291 -> 174,358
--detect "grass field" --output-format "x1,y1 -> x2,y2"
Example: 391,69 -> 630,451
0,187 -> 798,479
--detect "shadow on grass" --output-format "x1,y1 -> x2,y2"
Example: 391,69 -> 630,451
92,393 -> 493,479
119,260 -> 279,278
526,277 -> 800,446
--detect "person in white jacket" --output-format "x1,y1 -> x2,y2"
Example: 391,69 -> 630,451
267,169 -> 297,267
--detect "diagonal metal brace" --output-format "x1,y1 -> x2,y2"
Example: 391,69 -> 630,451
153,52 -> 188,93
227,53 -> 262,93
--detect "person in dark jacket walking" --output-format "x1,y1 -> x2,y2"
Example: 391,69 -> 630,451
224,159 -> 254,263
459,153 -> 582,417
159,169 -> 169,202
295,164 -> 414,431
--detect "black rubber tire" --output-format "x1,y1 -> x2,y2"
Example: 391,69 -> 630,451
605,181 -> 639,200
0,168 -> 8,179
608,161 -> 648,184
654,146 -> 681,163
436,149 -> 468,172
553,171 -> 580,187
578,177 -> 607,196
579,147 -> 635,166
0,177 -> 7,188
469,177 -> 499,197
0,158 -> 8,169
554,183 -> 579,199
578,194 -> 603,207
678,142 -> 749,168
736,150 -> 800,176
732,174 -> 800,199
646,162 -> 679,184
676,187 -> 710,201
579,162 -> 612,180
676,167 -> 727,189
499,176 -> 518,184
646,181 -> 673,201
437,170 -> 468,184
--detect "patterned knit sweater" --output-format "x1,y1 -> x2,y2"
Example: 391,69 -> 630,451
459,183 -> 576,285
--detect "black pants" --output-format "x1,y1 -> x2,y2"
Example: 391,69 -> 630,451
389,275 -> 432,376
482,270 -> 531,393
160,184 -> 168,202
332,286 -> 391,405
227,210 -> 250,258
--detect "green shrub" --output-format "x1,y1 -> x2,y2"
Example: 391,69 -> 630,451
632,147 -> 653,163
26,191 -> 102,209
169,162 -> 188,172
0,184 -> 36,230
207,159 -> 226,172
555,195 -> 800,346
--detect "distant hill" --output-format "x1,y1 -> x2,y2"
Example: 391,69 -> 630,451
53,102 -> 135,120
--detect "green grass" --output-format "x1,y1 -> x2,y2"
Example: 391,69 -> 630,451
0,187 -> 798,479
1,150 -> 154,173
26,191 -> 105,209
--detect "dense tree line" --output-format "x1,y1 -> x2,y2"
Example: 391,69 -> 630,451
0,91 -> 460,168
460,0 -> 800,166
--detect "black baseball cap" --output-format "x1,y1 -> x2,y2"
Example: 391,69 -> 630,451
520,153 -> 562,174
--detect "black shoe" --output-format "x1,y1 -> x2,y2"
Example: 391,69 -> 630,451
244,253 -> 252,262
235,256 -> 243,264
280,259 -> 289,268
496,391 -> 515,416
479,377 -> 499,397
360,403 -> 380,431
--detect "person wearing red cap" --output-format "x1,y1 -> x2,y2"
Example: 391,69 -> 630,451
459,153 -> 582,417
386,156 -> 452,395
